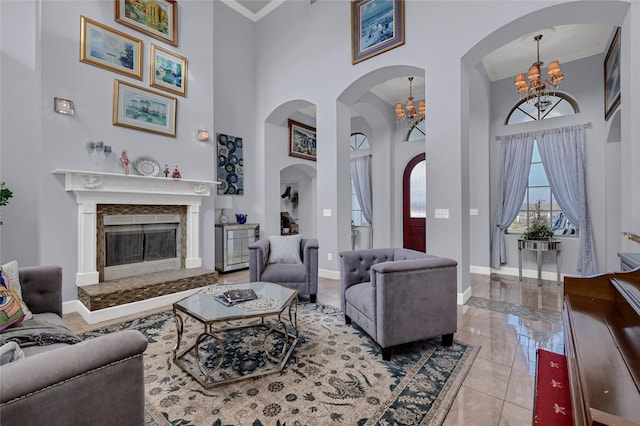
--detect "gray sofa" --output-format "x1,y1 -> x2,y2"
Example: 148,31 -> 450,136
249,237 -> 319,302
339,248 -> 458,360
0,265 -> 148,426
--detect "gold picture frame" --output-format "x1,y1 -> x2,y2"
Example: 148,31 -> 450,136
113,79 -> 177,137
150,44 -> 187,97
604,27 -> 621,121
115,0 -> 178,47
351,0 -> 405,65
288,119 -> 316,161
80,16 -> 143,79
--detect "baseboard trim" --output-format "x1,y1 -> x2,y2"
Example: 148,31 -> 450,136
457,285 -> 472,305
319,268 -> 340,280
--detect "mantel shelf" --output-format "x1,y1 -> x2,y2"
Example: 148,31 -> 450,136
53,169 -> 220,198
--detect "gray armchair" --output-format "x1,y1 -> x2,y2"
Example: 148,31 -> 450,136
249,237 -> 319,302
339,248 -> 458,360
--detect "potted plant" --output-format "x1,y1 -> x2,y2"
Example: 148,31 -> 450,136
522,200 -> 554,240
0,182 -> 13,225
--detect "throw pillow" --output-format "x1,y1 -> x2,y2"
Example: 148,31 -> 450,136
0,287 -> 25,331
1,260 -> 33,320
0,341 -> 25,365
268,235 -> 302,264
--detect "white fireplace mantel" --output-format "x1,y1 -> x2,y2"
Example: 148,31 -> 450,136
53,169 -> 220,286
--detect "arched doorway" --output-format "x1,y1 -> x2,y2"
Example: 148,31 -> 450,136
403,153 -> 426,251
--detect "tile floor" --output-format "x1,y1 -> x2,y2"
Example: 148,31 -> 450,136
65,271 -> 565,425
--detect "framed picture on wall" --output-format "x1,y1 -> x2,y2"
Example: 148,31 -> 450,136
150,44 -> 187,97
604,27 -> 621,121
351,0 -> 405,65
112,80 -> 177,137
288,119 -> 316,161
80,16 -> 143,79
114,0 -> 178,47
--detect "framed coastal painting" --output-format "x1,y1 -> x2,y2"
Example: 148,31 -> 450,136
351,0 -> 405,64
288,119 -> 316,161
80,16 -> 143,79
115,0 -> 178,47
604,27 -> 620,121
112,80 -> 177,137
150,44 -> 187,97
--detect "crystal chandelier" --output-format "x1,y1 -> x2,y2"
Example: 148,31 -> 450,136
395,77 -> 425,125
513,34 -> 565,116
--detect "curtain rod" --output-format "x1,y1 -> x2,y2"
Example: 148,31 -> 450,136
494,122 -> 592,141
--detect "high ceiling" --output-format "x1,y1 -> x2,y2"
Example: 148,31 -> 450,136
225,1 -> 616,109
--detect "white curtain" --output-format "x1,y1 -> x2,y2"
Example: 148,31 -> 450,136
490,133 -> 535,269
350,155 -> 373,248
537,125 -> 597,275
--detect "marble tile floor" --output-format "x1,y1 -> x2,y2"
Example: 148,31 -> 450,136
64,271 -> 564,425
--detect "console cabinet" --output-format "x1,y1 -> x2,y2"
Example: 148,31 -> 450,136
215,223 -> 259,272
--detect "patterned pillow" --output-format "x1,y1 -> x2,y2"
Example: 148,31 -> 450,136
0,283 -> 25,331
267,235 -> 302,264
1,260 -> 33,321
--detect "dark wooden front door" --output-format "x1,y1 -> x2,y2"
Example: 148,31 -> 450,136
403,153 -> 426,252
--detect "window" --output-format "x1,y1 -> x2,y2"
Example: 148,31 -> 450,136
406,118 -> 425,141
350,132 -> 369,150
350,133 -> 370,227
506,93 -> 578,125
507,141 -> 577,236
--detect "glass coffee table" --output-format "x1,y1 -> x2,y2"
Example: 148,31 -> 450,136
172,282 -> 298,388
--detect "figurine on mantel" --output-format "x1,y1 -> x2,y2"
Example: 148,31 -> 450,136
171,166 -> 181,179
121,151 -> 129,175
164,164 -> 170,178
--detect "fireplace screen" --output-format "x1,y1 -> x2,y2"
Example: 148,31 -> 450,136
106,224 -> 178,267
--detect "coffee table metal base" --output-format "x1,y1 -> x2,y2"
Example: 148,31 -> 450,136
172,298 -> 298,388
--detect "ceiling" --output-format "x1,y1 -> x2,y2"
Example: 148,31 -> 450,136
226,1 -> 616,109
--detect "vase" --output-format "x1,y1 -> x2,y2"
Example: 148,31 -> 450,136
219,209 -> 228,224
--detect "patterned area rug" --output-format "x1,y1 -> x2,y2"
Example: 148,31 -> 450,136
81,302 -> 477,426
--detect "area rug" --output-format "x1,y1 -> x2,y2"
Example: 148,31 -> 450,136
81,302 -> 477,426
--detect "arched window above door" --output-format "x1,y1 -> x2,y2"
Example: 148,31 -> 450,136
506,93 -> 578,125
405,118 -> 425,142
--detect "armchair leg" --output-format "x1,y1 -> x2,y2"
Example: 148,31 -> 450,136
309,294 -> 317,303
344,314 -> 352,325
381,347 -> 392,361
442,333 -> 454,347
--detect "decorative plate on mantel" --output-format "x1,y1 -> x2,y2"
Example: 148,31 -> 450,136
134,156 -> 161,177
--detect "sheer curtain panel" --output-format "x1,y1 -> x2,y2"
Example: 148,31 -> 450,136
351,155 -> 373,248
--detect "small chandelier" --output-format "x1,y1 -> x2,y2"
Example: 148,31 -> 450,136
514,34 -> 565,115
395,77 -> 425,125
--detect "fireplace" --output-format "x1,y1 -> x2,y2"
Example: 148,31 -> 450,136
53,169 -> 217,287
103,212 -> 182,280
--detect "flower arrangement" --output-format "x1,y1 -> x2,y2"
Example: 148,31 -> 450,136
522,200 -> 554,240
0,182 -> 13,225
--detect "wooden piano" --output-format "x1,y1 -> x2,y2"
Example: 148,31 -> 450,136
563,267 -> 640,425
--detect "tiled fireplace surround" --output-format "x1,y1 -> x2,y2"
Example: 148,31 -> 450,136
54,170 -> 219,324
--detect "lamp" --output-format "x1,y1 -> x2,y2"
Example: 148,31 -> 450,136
54,97 -> 74,115
198,130 -> 210,141
395,77 -> 425,126
513,34 -> 565,118
214,195 -> 233,224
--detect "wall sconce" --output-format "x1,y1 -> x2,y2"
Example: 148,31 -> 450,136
54,97 -> 75,115
86,141 -> 112,156
198,130 -> 210,141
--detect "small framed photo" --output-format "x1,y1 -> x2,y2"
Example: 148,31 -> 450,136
288,119 -> 316,162
80,16 -> 143,79
114,0 -> 178,47
351,0 -> 405,65
604,27 -> 621,121
150,44 -> 187,97
113,79 -> 177,137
